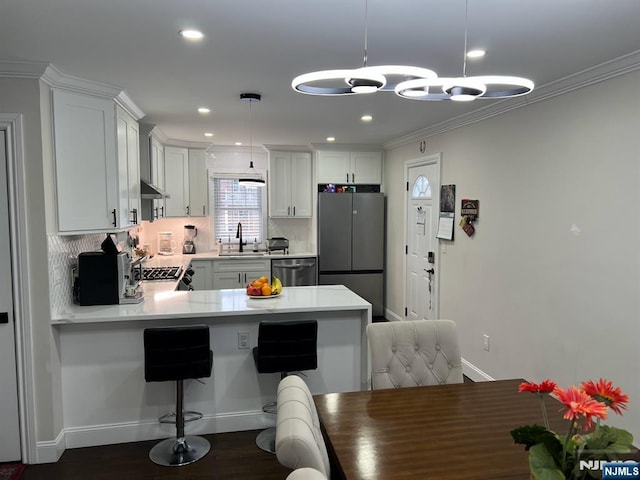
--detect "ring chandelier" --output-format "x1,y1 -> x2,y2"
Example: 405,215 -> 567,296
291,0 -> 534,101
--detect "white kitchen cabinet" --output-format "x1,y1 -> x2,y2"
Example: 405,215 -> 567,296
212,258 -> 271,290
53,89 -> 140,233
269,151 -> 312,217
316,150 -> 382,185
116,106 -> 141,228
188,149 -> 208,217
190,260 -> 213,290
150,135 -> 165,219
164,146 -> 190,217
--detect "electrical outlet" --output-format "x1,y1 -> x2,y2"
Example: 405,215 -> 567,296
238,332 -> 249,350
483,334 -> 490,352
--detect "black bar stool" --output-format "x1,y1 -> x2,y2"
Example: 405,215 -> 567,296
144,325 -> 213,466
252,319 -> 318,453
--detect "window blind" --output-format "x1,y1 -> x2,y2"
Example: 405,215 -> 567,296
213,178 -> 263,243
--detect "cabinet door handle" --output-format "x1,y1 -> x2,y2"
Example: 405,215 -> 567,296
202,205 -> 206,216
244,273 -> 247,283
288,206 -> 290,215
346,173 -> 349,182
186,205 -> 190,215
238,273 -> 241,283
111,209 -> 117,227
131,208 -> 138,224
160,206 -> 164,217
154,207 -> 158,219
351,173 -> 354,183
293,206 -> 296,216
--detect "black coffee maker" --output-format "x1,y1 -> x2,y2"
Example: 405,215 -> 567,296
183,225 -> 197,254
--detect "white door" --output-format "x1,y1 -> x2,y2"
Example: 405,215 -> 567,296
406,157 -> 440,320
0,130 -> 21,462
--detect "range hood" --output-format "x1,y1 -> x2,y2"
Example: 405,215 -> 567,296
140,179 -> 170,200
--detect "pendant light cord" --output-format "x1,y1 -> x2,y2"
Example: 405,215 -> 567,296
249,98 -> 253,165
462,0 -> 469,77
362,0 -> 369,67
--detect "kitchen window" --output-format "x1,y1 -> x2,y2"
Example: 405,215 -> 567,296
212,177 -> 265,244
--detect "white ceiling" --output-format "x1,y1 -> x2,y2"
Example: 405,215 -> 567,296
1,0 -> 640,147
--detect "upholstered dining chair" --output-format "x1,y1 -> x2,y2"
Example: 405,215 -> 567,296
366,319 -> 463,390
275,375 -> 331,479
286,468 -> 328,480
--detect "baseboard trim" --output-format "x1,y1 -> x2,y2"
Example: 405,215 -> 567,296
384,308 -> 403,322
62,411 -> 273,450
461,358 -> 495,382
35,429 -> 65,464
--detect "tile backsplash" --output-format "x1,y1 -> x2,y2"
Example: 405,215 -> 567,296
48,233 -> 106,316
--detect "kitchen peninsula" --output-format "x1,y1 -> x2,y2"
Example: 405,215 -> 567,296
52,285 -> 371,449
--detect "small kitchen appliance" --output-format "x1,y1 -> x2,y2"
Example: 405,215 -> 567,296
267,237 -> 289,254
158,231 -> 176,256
183,225 -> 197,254
76,248 -> 142,305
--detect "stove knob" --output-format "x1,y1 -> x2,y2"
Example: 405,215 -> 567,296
182,274 -> 192,285
186,268 -> 194,276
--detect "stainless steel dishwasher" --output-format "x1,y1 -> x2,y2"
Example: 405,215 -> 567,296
271,257 -> 317,286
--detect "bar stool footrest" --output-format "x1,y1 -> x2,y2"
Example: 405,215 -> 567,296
158,411 -> 203,424
262,401 -> 277,415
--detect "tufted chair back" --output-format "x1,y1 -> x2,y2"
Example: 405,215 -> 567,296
275,375 -> 330,478
366,320 -> 463,390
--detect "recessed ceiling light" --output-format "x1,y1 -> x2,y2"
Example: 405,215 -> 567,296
235,142 -> 243,146
466,49 -> 486,58
361,115 -> 373,122
326,137 -> 336,142
198,107 -> 211,114
179,29 -> 204,40
204,132 -> 214,137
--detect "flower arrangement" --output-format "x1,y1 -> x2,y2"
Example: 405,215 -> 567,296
511,378 -> 634,480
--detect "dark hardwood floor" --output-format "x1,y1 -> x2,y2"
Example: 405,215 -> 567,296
22,430 -> 292,480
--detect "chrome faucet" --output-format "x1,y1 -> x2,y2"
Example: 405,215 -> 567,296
236,222 -> 244,252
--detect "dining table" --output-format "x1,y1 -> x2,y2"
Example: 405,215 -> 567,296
313,378 -> 569,480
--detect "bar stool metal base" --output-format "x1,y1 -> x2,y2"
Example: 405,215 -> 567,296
256,427 -> 276,454
149,435 -> 210,466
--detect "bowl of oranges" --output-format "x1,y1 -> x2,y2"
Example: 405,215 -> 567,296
246,276 -> 283,298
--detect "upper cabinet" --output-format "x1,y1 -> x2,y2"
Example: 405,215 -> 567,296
316,150 -> 382,185
164,147 -> 207,218
269,151 -> 312,218
188,149 -> 208,217
52,89 -> 141,234
164,146 -> 190,217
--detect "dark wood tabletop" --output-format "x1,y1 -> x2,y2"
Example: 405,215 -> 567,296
314,379 -> 569,480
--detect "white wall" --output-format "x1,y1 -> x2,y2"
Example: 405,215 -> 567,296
0,77 -> 63,455
385,70 -> 640,439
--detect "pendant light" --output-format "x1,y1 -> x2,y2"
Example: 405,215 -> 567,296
238,93 -> 265,187
291,0 -> 436,96
395,0 -> 534,101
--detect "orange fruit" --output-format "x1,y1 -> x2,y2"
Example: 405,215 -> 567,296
261,284 -> 272,296
252,279 -> 263,288
259,276 -> 268,284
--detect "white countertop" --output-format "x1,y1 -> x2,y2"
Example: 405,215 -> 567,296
52,285 -> 370,325
139,250 -> 316,267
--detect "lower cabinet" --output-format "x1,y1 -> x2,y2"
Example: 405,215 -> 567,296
212,258 -> 271,289
189,260 -> 213,290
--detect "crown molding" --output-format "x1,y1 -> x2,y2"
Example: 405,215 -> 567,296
263,144 -> 312,152
0,60 -> 144,117
205,144 -> 268,155
164,138 -> 215,149
311,142 -> 383,152
384,49 -> 640,150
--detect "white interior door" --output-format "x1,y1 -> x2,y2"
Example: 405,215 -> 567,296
0,130 -> 21,462
406,159 -> 440,320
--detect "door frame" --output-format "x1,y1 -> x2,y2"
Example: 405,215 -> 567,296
403,153 -> 441,319
0,114 -> 36,463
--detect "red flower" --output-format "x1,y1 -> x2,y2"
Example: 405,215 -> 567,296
554,385 -> 608,430
519,379 -> 557,394
580,378 -> 630,415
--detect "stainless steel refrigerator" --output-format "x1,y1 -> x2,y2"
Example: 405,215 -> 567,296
318,192 -> 385,316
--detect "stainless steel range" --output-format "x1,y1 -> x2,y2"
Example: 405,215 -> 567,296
140,266 -> 183,281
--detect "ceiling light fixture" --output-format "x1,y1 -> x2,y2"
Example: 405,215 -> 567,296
179,29 -> 204,40
361,115 -> 373,122
291,0 -> 436,96
326,137 -> 336,142
466,49 -> 486,58
395,0 -> 534,101
238,93 -> 265,188
204,132 -> 213,137
198,107 -> 211,114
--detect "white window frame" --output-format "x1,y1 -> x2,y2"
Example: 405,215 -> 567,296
209,172 -> 267,248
